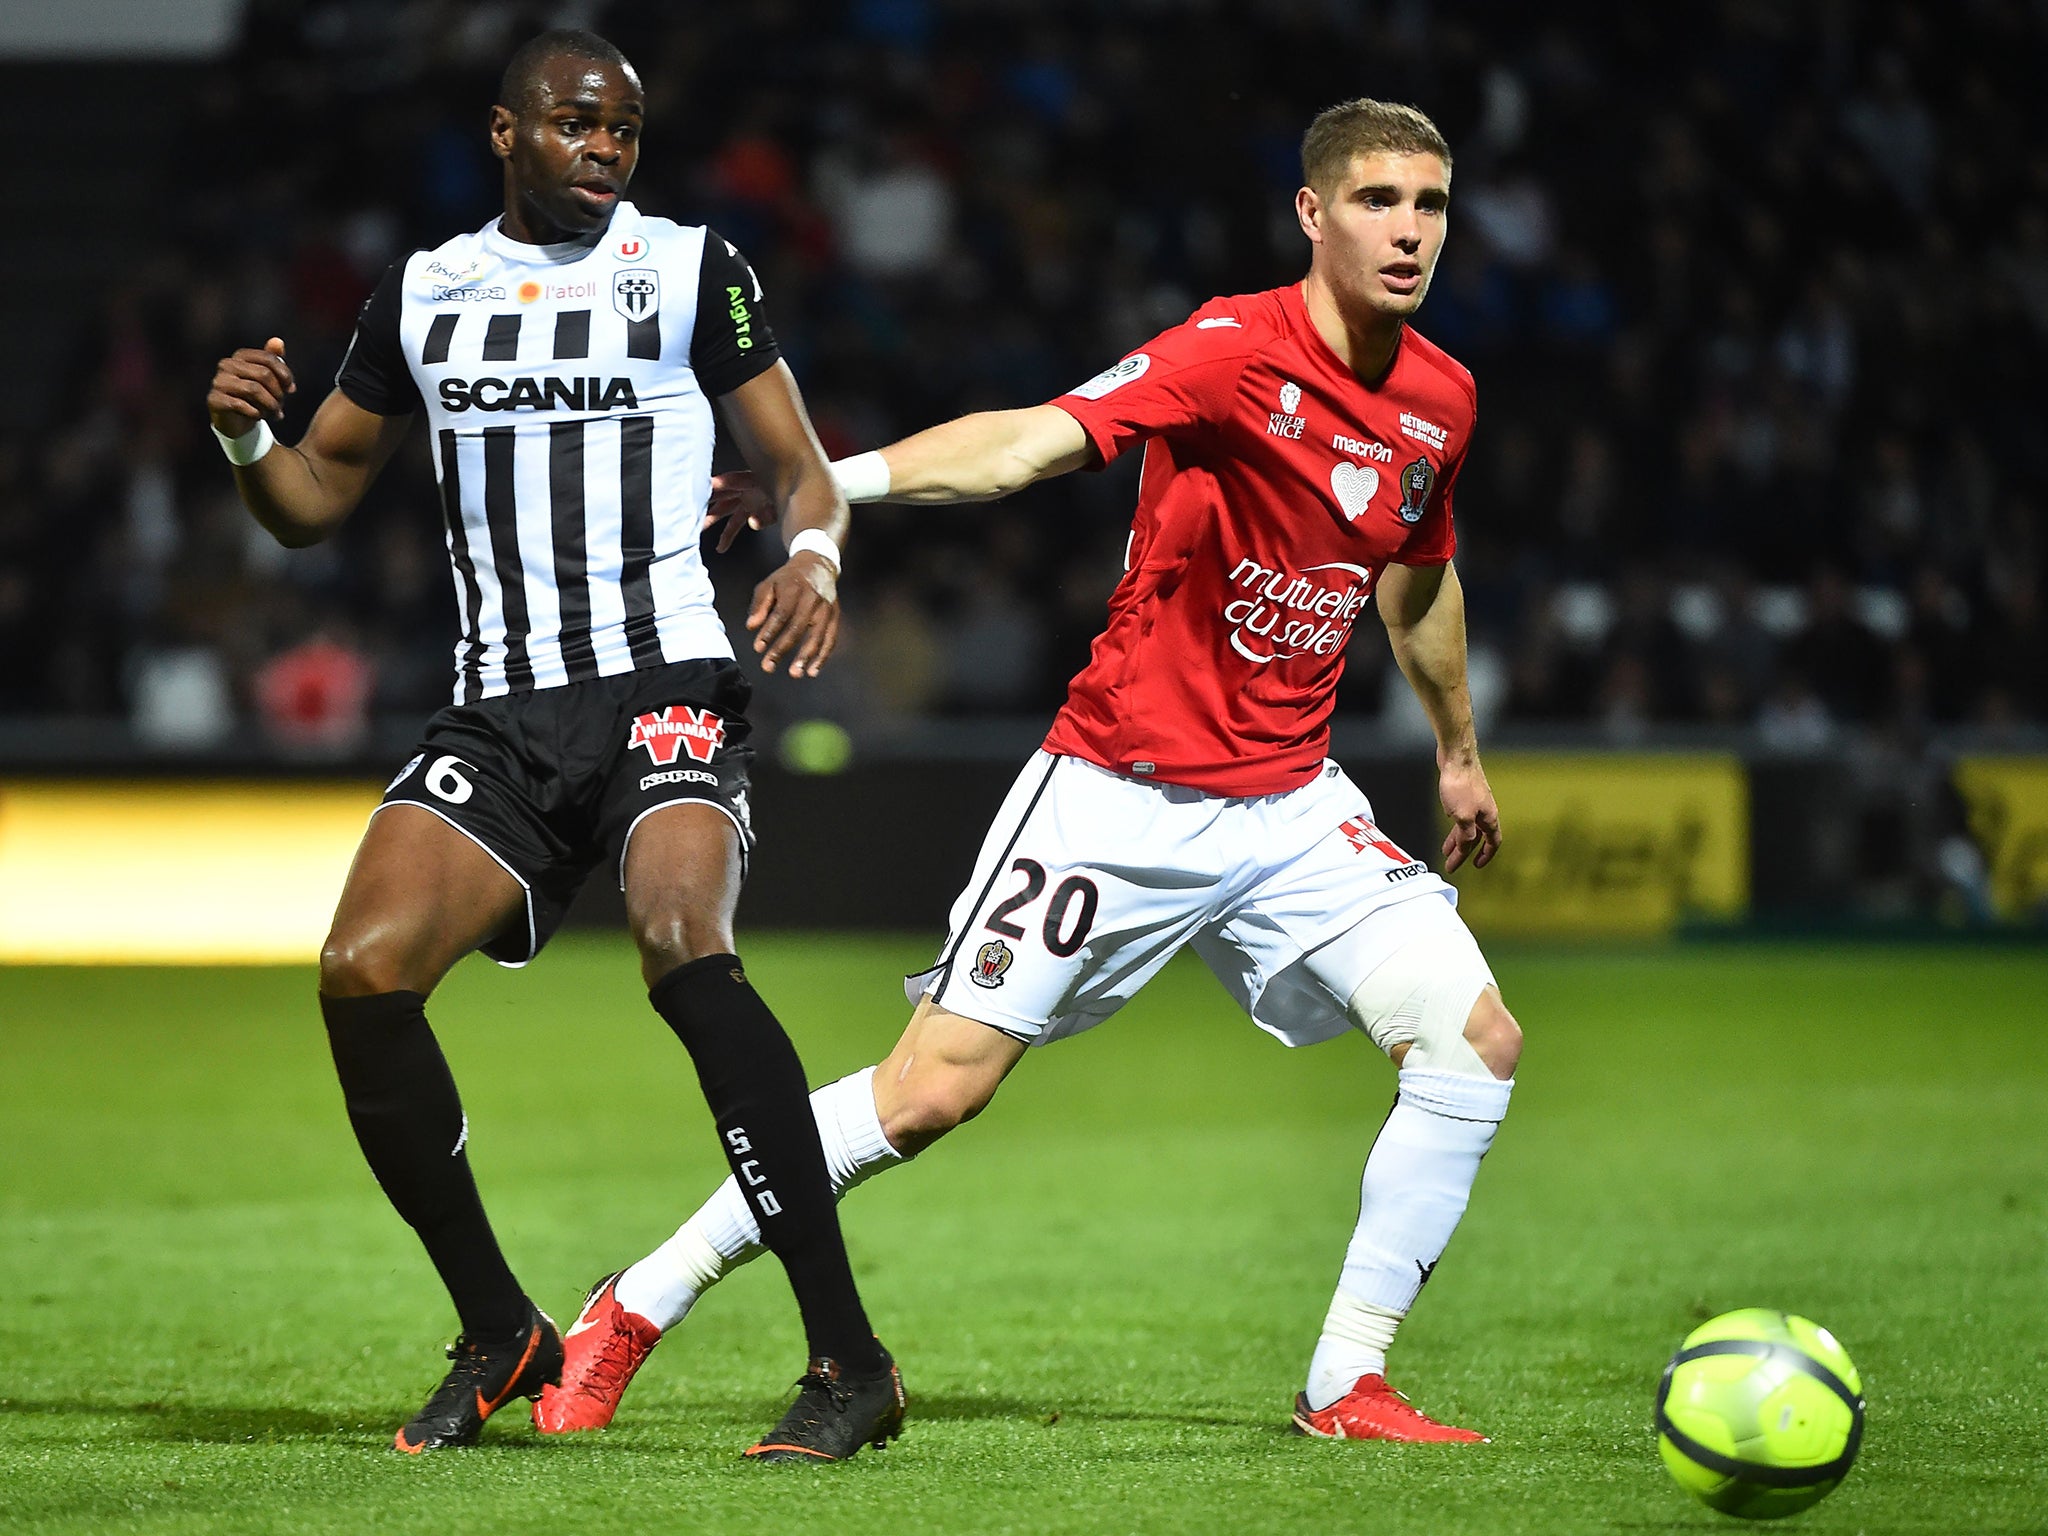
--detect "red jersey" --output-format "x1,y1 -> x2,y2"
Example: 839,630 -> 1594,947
1043,281 -> 1477,797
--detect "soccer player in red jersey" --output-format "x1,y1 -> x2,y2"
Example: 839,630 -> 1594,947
539,99 -> 1518,1444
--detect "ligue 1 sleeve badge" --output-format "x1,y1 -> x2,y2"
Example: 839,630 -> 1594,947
970,938 -> 1015,988
1397,457 -> 1437,524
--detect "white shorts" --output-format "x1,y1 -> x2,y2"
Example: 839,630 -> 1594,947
909,751 -> 1478,1048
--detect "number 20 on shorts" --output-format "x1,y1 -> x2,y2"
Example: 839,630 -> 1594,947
985,858 -> 1100,957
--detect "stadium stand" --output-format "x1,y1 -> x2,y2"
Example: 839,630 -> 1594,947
0,0 -> 2041,760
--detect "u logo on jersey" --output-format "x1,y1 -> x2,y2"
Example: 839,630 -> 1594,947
613,268 -> 660,321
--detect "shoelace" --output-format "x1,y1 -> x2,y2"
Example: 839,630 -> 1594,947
776,1370 -> 856,1434
416,1336 -> 499,1418
580,1321 -> 646,1395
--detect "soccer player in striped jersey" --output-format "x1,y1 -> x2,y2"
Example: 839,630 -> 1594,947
540,99 -> 1519,1446
205,29 -> 902,1460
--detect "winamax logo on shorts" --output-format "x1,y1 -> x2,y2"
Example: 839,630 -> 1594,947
630,707 -> 725,766
1222,558 -> 1375,665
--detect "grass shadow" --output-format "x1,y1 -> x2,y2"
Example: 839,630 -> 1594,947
910,1393 -> 1274,1432
1,1396 -> 411,1445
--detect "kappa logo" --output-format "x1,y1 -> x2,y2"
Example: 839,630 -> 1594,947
639,767 -> 718,792
970,938 -> 1015,988
1330,460 -> 1380,521
1069,353 -> 1149,400
1397,457 -> 1437,524
629,706 -> 725,766
613,268 -> 659,321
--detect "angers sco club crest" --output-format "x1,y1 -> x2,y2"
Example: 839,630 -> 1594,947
970,938 -> 1015,988
1397,457 -> 1436,524
613,268 -> 659,321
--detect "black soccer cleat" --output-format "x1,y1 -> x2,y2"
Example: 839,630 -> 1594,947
393,1302 -> 564,1453
743,1349 -> 907,1463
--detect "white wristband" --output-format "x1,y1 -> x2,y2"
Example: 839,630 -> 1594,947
788,528 -> 842,573
213,419 -> 276,466
828,450 -> 890,504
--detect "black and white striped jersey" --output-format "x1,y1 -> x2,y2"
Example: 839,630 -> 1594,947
337,202 -> 778,704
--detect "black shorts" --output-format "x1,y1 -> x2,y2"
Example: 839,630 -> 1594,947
378,659 -> 755,965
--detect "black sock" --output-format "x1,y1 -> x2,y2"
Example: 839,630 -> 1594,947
320,991 -> 528,1342
651,954 -> 884,1374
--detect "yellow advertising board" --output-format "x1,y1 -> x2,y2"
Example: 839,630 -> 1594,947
1951,757 -> 2048,921
1446,753 -> 1749,936
0,781 -> 378,964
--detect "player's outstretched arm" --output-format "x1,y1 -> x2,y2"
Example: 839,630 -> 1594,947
1377,561 -> 1501,872
717,360 -> 848,678
206,338 -> 411,549
704,403 -> 1093,546
862,404 -> 1096,504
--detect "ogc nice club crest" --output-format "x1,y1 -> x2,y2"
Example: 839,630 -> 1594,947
969,938 -> 1015,988
629,706 -> 724,766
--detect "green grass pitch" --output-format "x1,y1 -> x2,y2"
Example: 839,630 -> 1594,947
3,937 -> 2044,1534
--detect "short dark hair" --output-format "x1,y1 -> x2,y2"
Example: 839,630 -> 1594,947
498,29 -> 637,113
1300,99 -> 1452,192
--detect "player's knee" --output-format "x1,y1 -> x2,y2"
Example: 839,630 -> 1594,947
1346,913 -> 1511,1080
1463,988 -> 1522,1080
632,904 -> 735,986
319,926 -> 418,998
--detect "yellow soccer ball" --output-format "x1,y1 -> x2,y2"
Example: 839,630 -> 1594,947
1655,1308 -> 1865,1520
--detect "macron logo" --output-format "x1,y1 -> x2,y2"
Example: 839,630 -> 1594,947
1196,317 -> 1242,329
630,707 -> 726,766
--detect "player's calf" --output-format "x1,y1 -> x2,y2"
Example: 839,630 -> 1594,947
872,999 -> 1024,1155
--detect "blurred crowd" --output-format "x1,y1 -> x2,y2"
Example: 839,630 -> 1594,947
2,0 -> 2044,755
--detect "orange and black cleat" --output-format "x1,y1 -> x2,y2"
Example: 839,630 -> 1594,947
393,1303 -> 563,1453
744,1349 -> 906,1463
1290,1373 -> 1487,1444
532,1271 -> 662,1434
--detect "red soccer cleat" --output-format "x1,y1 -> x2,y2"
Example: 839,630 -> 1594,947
1291,1374 -> 1488,1443
531,1272 -> 663,1434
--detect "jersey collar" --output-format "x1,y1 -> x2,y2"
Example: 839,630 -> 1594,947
481,202 -> 637,265
1283,279 -> 1406,390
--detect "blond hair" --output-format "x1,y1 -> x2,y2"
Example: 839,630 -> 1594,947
1300,99 -> 1452,192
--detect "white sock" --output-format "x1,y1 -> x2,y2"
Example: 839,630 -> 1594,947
1305,1068 -> 1512,1410
613,1066 -> 905,1330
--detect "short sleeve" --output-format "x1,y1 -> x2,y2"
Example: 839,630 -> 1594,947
335,259 -> 422,416
1049,308 -> 1257,467
1394,437 -> 1464,566
691,231 -> 782,396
